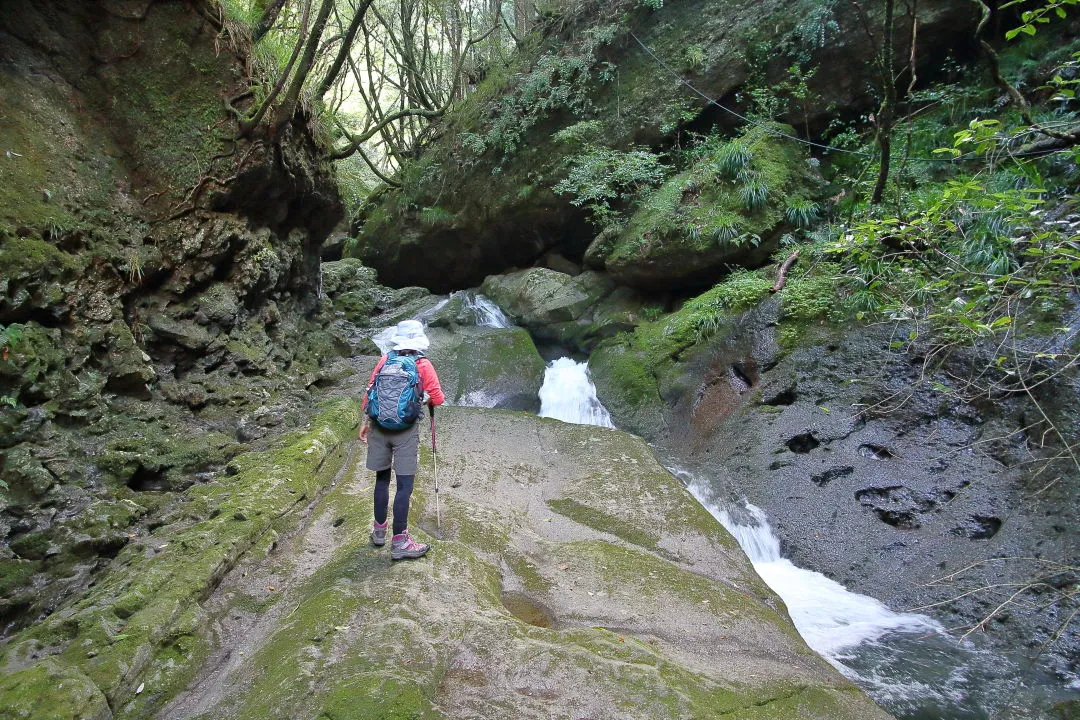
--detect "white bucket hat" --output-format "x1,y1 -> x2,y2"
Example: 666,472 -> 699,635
389,319 -> 430,352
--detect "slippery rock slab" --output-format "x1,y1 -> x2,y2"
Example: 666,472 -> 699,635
158,406 -> 890,720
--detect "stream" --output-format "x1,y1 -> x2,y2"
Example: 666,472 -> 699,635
534,357 -> 1059,720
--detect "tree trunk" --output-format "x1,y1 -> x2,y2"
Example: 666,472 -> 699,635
871,0 -> 895,205
271,0 -> 335,131
315,0 -> 376,99
253,0 -> 288,42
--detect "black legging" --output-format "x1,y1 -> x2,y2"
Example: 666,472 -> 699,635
373,468 -> 415,535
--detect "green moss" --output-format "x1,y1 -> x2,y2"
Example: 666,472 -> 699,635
0,661 -> 110,720
472,328 -> 545,383
97,429 -> 238,487
99,8 -> 227,192
502,547 -> 552,594
0,236 -> 80,276
0,557 -> 40,593
0,399 -> 361,717
589,342 -> 662,411
9,532 -> 52,561
608,124 -> 817,268
547,497 -> 661,551
320,677 -> 439,720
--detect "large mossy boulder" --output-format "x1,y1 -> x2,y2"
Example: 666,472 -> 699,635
355,0 -> 975,291
481,268 -> 650,350
481,267 -> 613,327
598,124 -> 822,289
425,326 -> 547,411
320,258 -> 381,321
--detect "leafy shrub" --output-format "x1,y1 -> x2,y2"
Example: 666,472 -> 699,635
554,147 -> 667,224
552,120 -> 606,148
485,52 -> 599,156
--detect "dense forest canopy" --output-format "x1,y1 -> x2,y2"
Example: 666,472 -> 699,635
217,0 -> 538,194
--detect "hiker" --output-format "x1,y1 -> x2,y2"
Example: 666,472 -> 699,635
359,319 -> 445,560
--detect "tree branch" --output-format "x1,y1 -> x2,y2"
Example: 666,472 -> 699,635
253,0 -> 288,42
314,0 -> 376,99
769,252 -> 800,293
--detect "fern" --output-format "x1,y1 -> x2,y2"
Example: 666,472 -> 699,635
740,177 -> 769,211
784,199 -> 819,227
714,141 -> 753,179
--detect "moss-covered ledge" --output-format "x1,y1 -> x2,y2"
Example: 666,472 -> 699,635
0,398 -> 361,720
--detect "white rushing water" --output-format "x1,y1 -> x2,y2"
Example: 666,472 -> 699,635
458,291 -> 512,328
370,292 -> 510,354
538,357 -> 614,427
681,478 -> 941,655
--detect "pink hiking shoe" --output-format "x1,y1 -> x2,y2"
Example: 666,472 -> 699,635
371,520 -> 388,547
390,529 -> 429,560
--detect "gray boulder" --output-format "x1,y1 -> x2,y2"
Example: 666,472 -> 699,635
425,326 -> 546,411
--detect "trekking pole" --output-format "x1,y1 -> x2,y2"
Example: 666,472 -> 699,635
430,404 -> 441,529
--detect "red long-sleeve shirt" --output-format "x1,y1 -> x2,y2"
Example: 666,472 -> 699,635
362,354 -> 445,411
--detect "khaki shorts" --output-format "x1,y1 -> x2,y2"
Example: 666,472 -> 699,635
365,422 -> 420,475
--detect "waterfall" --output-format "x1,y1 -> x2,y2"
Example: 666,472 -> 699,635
538,358 -> 614,428
459,291 -> 512,328
371,292 -> 510,354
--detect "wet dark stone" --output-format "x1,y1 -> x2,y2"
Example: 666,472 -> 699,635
729,363 -> 755,392
855,485 -> 934,529
786,433 -> 820,453
872,509 -> 921,529
952,515 -> 1003,540
126,466 -> 167,492
73,532 -> 129,558
810,466 -> 854,487
762,385 -> 797,406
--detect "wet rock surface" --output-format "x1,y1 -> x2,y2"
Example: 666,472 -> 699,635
602,315 -> 1080,701
147,407 -> 888,720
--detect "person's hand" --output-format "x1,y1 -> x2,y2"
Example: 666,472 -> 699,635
358,420 -> 370,444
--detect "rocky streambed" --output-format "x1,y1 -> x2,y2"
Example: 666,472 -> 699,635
0,378 -> 890,719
